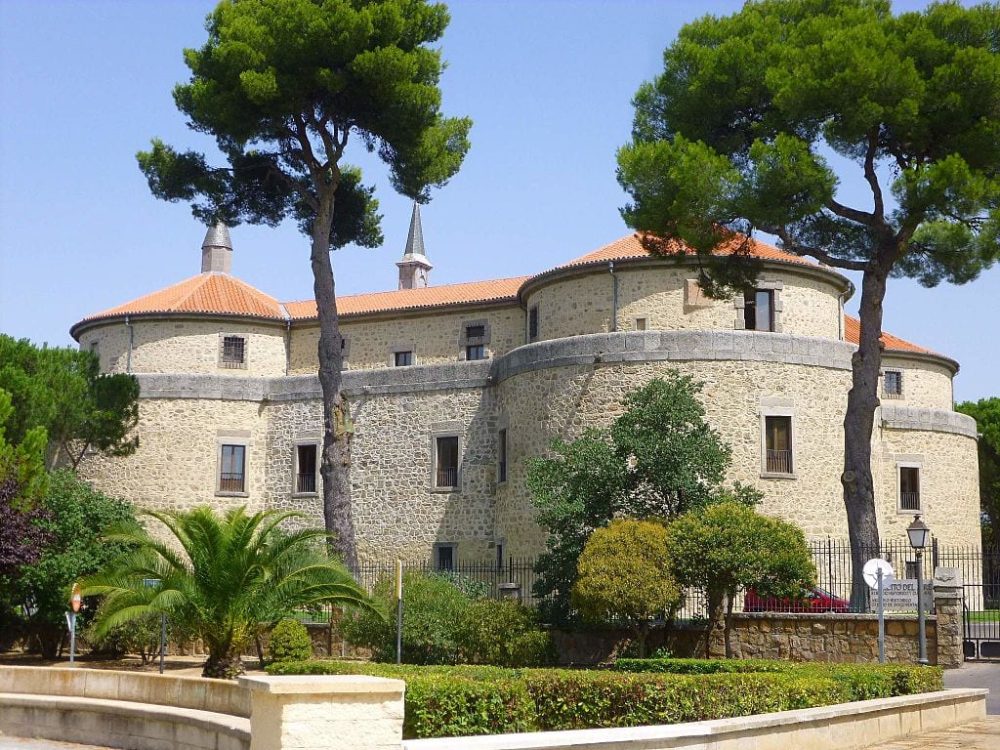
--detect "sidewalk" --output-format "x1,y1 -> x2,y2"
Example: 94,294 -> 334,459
863,717 -> 1000,749
944,662 -> 1000,715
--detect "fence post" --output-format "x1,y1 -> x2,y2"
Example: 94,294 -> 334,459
240,674 -> 405,750
933,567 -> 964,668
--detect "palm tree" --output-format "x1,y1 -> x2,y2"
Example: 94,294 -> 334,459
82,506 -> 375,678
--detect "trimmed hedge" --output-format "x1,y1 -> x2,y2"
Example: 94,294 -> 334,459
266,659 -> 942,739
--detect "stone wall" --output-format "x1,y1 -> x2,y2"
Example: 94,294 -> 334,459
81,318 -> 288,377
288,305 -> 524,374
880,355 -> 955,410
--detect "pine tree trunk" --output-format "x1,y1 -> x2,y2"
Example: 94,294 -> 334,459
843,268 -> 888,611
706,590 -> 724,658
310,188 -> 358,570
724,593 -> 734,659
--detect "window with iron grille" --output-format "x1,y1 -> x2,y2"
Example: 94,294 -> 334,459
905,561 -> 919,580
744,290 -> 775,332
764,416 -> 793,474
884,370 -> 903,398
435,436 -> 459,489
635,317 -> 648,331
498,428 -> 508,483
221,335 -> 246,368
465,324 -> 486,340
394,350 -> 413,367
899,465 -> 920,511
466,344 -> 486,361
434,543 -> 456,571
528,305 -> 539,341
295,444 -> 318,494
219,444 -> 246,493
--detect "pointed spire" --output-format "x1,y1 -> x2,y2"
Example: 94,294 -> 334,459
403,202 -> 427,259
397,202 -> 432,289
201,221 -> 233,274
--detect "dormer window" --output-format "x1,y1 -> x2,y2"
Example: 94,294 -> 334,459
220,335 -> 247,368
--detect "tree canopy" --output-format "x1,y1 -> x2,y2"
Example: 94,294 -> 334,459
572,518 -> 680,657
666,502 -> 815,657
138,0 -> 471,565
0,335 -> 139,470
528,372 -> 761,621
616,0 -> 1000,607
956,397 -> 1000,549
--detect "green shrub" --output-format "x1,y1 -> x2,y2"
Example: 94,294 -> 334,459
266,659 -> 941,739
455,599 -> 554,667
268,618 -> 313,664
86,613 -> 162,663
340,572 -> 472,664
614,657 -> 791,674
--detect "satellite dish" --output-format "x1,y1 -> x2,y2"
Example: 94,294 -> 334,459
863,558 -> 895,589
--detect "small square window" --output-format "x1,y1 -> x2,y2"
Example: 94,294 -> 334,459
884,371 -> 903,398
465,324 -> 486,340
295,444 -> 318,494
498,428 -> 508,483
764,416 -> 793,474
744,290 -> 775,332
394,350 -> 413,367
528,305 -> 539,342
219,444 -> 246,493
221,335 -> 246,367
900,466 -> 920,511
905,561 -> 919,580
435,436 -> 459,489
635,318 -> 647,331
466,344 -> 486,361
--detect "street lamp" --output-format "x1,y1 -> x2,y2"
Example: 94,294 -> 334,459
907,515 -> 931,665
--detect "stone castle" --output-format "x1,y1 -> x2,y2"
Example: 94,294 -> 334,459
72,206 -> 981,565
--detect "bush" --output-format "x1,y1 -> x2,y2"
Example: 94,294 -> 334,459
615,657 -> 791,674
86,613 -> 162,663
267,659 -> 940,739
455,599 -> 554,667
268,618 -> 312,664
340,572 -> 472,664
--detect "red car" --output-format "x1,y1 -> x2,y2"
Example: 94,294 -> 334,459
744,586 -> 850,613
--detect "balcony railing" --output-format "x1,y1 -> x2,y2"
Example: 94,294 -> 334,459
901,491 -> 921,511
219,473 -> 245,493
766,449 -> 793,474
436,467 -> 458,488
296,472 -> 317,493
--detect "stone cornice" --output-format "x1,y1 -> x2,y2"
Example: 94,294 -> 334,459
880,404 -> 978,439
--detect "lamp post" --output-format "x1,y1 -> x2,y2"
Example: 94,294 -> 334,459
906,515 -> 931,666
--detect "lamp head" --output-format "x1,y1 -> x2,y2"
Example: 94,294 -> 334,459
907,515 -> 931,550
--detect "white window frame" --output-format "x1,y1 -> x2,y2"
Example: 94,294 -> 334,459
759,401 -> 796,479
292,439 -> 321,497
897,460 -> 922,515
216,432 -> 250,497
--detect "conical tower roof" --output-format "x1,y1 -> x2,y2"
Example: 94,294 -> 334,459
402,202 -> 427,259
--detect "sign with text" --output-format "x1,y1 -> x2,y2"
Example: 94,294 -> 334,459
869,579 -> 933,612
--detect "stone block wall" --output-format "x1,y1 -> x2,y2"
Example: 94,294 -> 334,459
880,355 -> 955,410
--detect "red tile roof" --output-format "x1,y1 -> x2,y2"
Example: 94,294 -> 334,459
284,276 -> 528,320
843,315 -> 934,355
81,273 -> 286,322
562,232 -> 820,269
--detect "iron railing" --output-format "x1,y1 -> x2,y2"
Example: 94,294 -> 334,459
766,449 -> 792,474
900,492 -> 920,511
218,473 -> 244,492
435,467 -> 458,488
296,472 -> 316,493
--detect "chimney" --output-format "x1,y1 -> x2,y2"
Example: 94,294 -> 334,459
201,222 -> 233,273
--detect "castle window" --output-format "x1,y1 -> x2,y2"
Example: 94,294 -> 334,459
434,543 -> 456,571
744,290 -> 775,332
528,305 -> 539,342
220,335 -> 247,368
764,416 -> 793,475
635,317 -> 648,331
498,428 -> 508,483
899,464 -> 921,512
294,443 -> 319,495
465,324 -> 486,340
218,444 -> 246,494
394,350 -> 413,367
434,435 -> 459,489
884,370 -> 903,398
340,336 -> 351,360
466,344 -> 486,361
460,320 -> 491,360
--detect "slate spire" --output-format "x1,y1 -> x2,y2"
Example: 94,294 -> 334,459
201,221 -> 233,274
397,203 -> 433,289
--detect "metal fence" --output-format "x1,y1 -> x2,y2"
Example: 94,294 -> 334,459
350,539 -> 997,620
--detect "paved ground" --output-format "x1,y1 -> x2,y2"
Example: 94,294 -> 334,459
864,717 -> 1000,749
944,662 -> 1000,715
0,740 -> 108,750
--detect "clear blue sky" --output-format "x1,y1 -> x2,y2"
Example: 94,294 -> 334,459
1,0 -> 996,402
